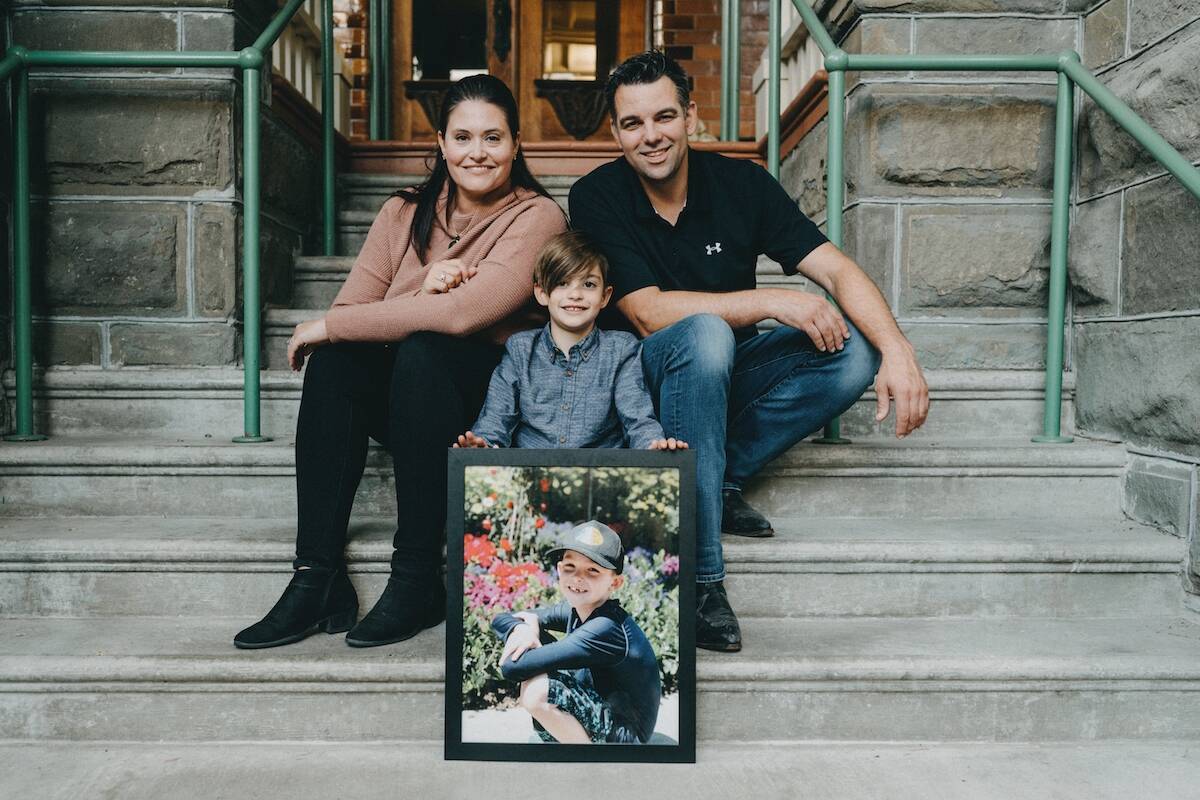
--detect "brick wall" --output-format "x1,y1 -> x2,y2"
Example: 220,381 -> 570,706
654,0 -> 763,140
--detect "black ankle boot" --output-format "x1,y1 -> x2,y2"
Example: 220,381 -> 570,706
345,574 -> 446,648
696,581 -> 742,652
234,567 -> 358,649
721,489 -> 775,537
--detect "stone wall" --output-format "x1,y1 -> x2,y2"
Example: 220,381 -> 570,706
779,0 -> 1200,591
1069,0 -> 1200,593
5,0 -> 319,372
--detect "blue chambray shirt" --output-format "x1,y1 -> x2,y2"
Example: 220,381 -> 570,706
470,324 -> 664,449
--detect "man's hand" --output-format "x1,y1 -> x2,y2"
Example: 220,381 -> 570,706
770,291 -> 851,353
421,259 -> 477,295
453,431 -> 493,448
648,438 -> 688,450
287,317 -> 330,371
500,617 -> 541,665
874,344 -> 929,438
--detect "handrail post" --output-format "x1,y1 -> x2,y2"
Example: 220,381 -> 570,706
767,0 -> 781,176
813,63 -> 850,445
5,59 -> 46,442
720,0 -> 741,141
235,52 -> 272,443
322,0 -> 337,256
368,0 -> 382,140
1034,65 -> 1076,443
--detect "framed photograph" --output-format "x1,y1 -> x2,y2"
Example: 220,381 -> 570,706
445,448 -> 696,763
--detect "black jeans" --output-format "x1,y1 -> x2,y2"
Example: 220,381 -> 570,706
293,333 -> 503,578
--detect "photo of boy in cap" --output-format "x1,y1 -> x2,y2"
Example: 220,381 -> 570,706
490,520 -> 663,744
454,230 -> 686,452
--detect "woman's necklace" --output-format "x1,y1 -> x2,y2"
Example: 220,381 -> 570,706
447,208 -> 476,248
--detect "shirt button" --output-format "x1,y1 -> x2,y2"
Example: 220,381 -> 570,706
565,370 -> 574,377
561,403 -> 570,411
559,435 -> 566,443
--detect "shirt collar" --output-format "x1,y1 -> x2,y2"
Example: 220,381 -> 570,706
538,323 -> 602,363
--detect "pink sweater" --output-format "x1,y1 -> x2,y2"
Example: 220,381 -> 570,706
325,187 -> 566,344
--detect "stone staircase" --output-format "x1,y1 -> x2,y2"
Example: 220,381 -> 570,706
2,172 -> 1200,796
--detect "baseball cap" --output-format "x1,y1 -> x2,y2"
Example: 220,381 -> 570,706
546,520 -> 625,575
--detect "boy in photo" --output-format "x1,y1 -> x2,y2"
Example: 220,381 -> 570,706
455,230 -> 686,451
490,520 -> 662,744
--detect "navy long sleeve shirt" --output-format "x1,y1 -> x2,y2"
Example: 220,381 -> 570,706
492,599 -> 662,744
469,324 -> 664,449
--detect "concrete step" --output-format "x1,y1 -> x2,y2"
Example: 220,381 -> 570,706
4,366 -> 1075,441
0,516 -> 1181,619
7,741 -> 1200,799
0,436 -> 1124,518
3,615 -> 1200,742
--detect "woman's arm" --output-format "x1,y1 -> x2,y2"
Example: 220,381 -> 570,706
324,201 -> 567,343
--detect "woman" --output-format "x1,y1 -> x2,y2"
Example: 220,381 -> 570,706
235,75 -> 566,649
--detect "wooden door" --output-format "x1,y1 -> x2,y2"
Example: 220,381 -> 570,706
391,0 -> 648,143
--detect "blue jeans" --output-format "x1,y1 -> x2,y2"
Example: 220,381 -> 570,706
640,314 -> 881,583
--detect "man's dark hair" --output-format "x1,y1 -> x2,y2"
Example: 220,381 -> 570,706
604,50 -> 691,121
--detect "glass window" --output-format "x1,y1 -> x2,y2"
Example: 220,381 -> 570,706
412,0 -> 487,80
542,0 -> 598,80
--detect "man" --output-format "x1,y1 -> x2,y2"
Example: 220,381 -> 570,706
568,51 -> 929,653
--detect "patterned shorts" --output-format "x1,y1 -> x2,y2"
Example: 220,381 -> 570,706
534,670 -> 614,744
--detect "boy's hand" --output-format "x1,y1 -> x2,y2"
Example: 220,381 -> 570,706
453,431 -> 493,448
501,621 -> 541,665
648,438 -> 688,451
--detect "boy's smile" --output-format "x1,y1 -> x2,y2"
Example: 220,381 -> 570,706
534,266 -> 613,352
557,550 -> 623,620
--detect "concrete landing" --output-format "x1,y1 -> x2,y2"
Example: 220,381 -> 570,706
4,741 -> 1199,799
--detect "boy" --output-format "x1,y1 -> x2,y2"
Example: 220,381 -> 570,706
491,520 -> 662,744
455,230 -> 685,450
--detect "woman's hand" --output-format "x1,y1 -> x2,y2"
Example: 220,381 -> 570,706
287,318 -> 330,371
421,259 -> 477,295
648,438 -> 689,451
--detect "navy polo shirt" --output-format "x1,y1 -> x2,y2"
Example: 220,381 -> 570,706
568,148 -> 828,342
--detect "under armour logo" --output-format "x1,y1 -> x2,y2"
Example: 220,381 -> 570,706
705,242 -> 722,255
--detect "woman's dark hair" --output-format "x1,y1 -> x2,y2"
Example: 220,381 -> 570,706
604,50 -> 691,121
398,74 -> 551,261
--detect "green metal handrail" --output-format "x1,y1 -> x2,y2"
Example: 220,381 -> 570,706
743,0 -> 1200,443
2,0 -> 340,443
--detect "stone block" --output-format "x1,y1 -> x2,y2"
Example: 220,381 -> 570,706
182,11 -> 237,52
1192,494 -> 1200,588
261,216 -> 301,308
37,203 -> 185,314
12,10 -> 178,52
900,204 -> 1050,315
1074,316 -> 1200,456
194,204 -> 238,316
842,203 -> 895,305
846,85 -> 1056,199
1085,0 -> 1128,69
35,82 -> 234,195
779,117 -> 828,221
1078,22 -> 1200,197
1121,175 -> 1200,315
914,17 -> 1075,77
1129,0 -> 1200,50
261,112 -> 319,224
900,322 -> 1047,369
31,322 -> 102,366
843,17 -> 910,89
855,0 -> 1063,10
1068,192 -> 1121,316
1124,455 -> 1194,536
109,322 -> 238,367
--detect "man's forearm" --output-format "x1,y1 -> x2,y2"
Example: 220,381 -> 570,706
619,286 -> 795,337
819,250 -> 912,358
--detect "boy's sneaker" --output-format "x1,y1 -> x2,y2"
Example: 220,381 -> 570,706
696,581 -> 742,652
721,488 -> 775,537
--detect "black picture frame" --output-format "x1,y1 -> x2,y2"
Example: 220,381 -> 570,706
445,448 -> 696,763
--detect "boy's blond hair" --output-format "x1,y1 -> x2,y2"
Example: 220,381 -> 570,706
533,230 -> 609,290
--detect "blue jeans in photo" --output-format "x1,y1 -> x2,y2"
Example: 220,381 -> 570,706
639,314 -> 881,583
